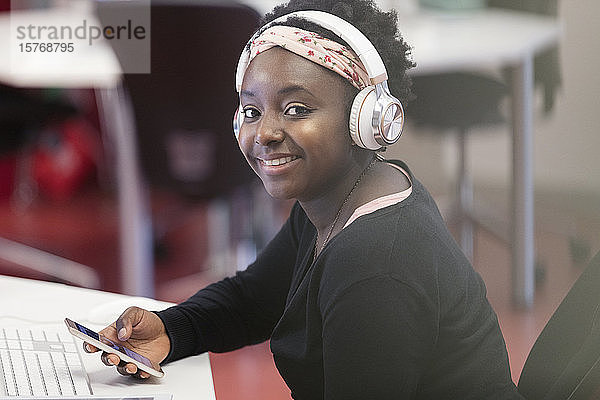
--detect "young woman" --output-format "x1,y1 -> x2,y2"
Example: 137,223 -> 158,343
87,0 -> 523,398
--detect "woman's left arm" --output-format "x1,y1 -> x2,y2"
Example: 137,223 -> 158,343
320,275 -> 437,399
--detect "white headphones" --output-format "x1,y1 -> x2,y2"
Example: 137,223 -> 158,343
233,10 -> 404,151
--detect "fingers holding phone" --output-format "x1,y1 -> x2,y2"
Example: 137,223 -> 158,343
102,352 -> 151,379
68,307 -> 171,379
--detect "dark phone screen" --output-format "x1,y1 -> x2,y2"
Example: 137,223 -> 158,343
73,321 -> 154,368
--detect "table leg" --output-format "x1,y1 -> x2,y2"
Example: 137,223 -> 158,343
457,128 -> 474,262
511,56 -> 535,308
97,86 -> 155,297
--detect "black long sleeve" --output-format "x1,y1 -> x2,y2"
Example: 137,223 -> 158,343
156,202 -> 306,362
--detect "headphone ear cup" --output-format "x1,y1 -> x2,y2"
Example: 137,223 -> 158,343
349,87 -> 381,150
233,106 -> 243,140
379,98 -> 404,145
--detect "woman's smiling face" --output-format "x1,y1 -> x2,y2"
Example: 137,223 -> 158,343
238,46 -> 358,201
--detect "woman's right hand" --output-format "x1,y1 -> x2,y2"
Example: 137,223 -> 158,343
83,306 -> 171,379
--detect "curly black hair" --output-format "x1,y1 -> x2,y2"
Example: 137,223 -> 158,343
260,0 -> 415,104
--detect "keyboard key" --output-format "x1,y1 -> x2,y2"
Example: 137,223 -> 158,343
6,341 -> 20,350
17,328 -> 32,341
4,329 -> 17,340
20,341 -> 34,351
65,352 -> 82,366
32,330 -> 46,342
64,342 -> 77,353
45,377 -> 61,396
49,343 -> 64,351
44,331 -> 60,342
58,331 -> 72,343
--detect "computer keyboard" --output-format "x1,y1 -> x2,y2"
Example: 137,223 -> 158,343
0,326 -> 92,396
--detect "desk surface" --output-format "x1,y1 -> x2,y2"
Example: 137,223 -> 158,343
0,275 -> 216,399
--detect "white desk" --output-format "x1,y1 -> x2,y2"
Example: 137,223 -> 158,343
398,8 -> 561,307
0,275 -> 216,399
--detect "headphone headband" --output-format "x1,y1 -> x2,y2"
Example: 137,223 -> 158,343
235,10 -> 388,92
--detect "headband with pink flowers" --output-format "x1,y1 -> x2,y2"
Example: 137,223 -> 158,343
248,25 -> 371,90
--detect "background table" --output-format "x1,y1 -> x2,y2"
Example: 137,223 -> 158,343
398,8 -> 561,307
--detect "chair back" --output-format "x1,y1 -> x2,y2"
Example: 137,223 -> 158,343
97,1 -> 260,199
518,251 -> 600,400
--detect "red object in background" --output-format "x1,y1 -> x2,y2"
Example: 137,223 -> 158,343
0,0 -> 9,12
0,155 -> 17,200
32,118 -> 99,201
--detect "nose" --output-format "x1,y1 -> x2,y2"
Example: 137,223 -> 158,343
254,112 -> 284,146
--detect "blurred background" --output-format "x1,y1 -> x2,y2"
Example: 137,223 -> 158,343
0,0 -> 598,398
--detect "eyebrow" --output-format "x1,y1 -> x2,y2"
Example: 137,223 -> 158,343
277,85 -> 316,98
239,85 -> 316,99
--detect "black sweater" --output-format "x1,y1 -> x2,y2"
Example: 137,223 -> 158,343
156,161 -> 523,399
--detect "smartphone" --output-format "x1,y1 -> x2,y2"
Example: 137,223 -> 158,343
64,318 -> 164,378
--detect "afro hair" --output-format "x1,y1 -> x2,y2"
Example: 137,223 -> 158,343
261,0 -> 415,103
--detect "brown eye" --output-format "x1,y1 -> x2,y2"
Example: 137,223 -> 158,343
243,107 -> 260,119
285,105 -> 311,116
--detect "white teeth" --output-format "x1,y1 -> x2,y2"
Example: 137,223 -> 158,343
262,156 -> 298,166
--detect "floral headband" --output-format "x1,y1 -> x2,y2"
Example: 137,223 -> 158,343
248,25 -> 371,90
